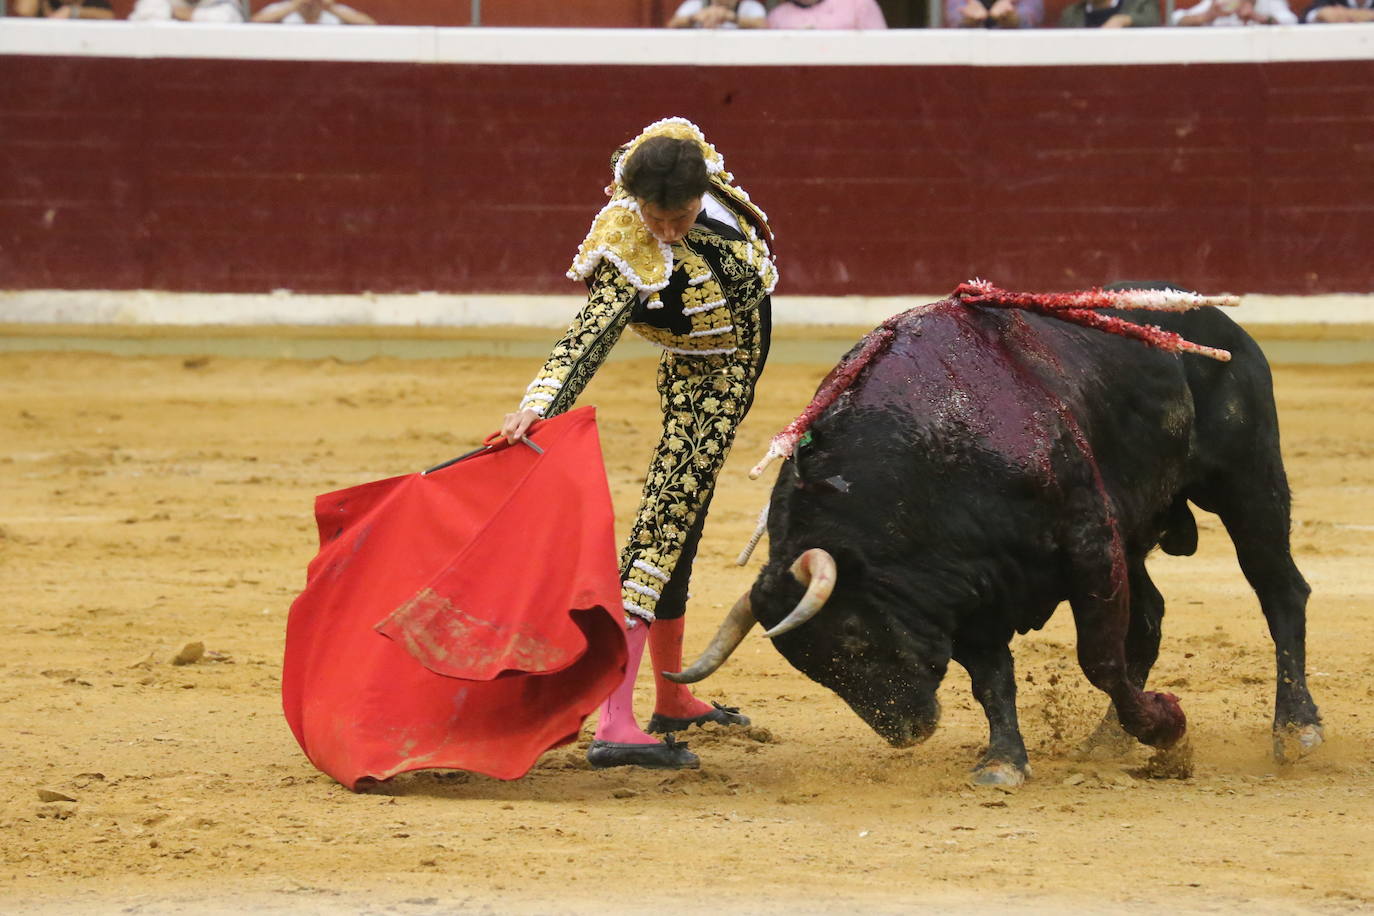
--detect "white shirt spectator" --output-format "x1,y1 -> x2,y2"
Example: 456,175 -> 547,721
1171,0 -> 1297,23
1304,0 -> 1374,21
258,4 -> 339,23
670,0 -> 768,27
129,0 -> 244,21
253,0 -> 374,23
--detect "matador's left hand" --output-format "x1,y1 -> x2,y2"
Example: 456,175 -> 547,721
500,408 -> 541,445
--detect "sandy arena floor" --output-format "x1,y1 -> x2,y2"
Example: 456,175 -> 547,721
1,324 -> 1372,915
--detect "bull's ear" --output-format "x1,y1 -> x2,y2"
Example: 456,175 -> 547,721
790,430 -> 820,482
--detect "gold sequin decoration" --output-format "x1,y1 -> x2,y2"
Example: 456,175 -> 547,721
568,200 -> 671,293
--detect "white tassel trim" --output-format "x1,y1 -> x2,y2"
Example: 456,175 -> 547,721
663,345 -> 738,356
623,579 -> 662,601
683,299 -> 725,316
688,325 -> 734,338
632,558 -> 670,582
623,600 -> 656,623
761,257 -> 779,295
522,392 -> 554,403
525,376 -> 563,392
737,218 -> 779,295
517,401 -> 549,417
688,273 -> 713,286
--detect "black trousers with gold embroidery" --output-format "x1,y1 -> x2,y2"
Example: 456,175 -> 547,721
619,298 -> 771,623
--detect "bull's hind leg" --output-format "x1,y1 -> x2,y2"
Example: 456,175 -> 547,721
953,641 -> 1030,787
1205,485 -> 1322,762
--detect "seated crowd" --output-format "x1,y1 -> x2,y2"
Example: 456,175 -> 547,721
10,0 -> 374,23
8,0 -> 1370,27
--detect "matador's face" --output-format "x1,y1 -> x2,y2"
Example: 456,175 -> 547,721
637,197 -> 703,245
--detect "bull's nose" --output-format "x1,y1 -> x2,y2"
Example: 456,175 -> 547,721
880,716 -> 939,748
868,696 -> 941,748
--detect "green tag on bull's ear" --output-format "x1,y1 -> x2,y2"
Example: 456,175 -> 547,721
799,431 -> 813,449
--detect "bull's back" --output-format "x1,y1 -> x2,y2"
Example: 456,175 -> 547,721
832,301 -> 1201,549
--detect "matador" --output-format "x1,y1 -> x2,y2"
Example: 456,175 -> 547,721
501,117 -> 777,769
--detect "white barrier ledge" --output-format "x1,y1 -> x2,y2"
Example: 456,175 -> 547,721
3,20 -> 1374,66
3,290 -> 1371,328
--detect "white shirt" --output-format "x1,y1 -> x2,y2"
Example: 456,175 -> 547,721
255,1 -> 353,23
1305,0 -> 1373,19
1171,0 -> 1297,24
700,192 -> 736,226
129,0 -> 244,22
671,0 -> 768,26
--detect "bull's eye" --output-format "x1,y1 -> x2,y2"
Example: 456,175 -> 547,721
839,618 -> 868,655
839,634 -> 868,654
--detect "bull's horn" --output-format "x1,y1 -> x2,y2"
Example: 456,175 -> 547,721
763,549 -> 837,638
662,591 -> 756,684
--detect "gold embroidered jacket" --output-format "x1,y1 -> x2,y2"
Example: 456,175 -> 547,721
519,192 -> 778,419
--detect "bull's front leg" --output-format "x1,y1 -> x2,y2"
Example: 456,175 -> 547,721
953,640 -> 1031,787
1079,559 -> 1169,758
1068,559 -> 1187,750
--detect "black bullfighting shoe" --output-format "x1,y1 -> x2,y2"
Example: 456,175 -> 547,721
587,735 -> 700,770
646,701 -> 750,734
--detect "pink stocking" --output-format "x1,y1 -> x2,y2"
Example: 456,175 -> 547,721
649,616 -> 714,719
593,622 -> 657,745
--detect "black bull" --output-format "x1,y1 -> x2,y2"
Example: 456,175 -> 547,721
674,296 -> 1323,785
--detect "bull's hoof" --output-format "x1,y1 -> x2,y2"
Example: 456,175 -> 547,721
969,761 -> 1030,789
1273,723 -> 1324,764
1135,736 -> 1194,780
1132,691 -> 1187,748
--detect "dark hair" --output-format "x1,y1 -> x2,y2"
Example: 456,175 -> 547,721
620,137 -> 710,210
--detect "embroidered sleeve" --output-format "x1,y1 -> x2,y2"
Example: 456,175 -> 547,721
518,263 -> 637,418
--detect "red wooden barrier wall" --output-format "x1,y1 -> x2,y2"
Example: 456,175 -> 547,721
2,54 -> 1372,296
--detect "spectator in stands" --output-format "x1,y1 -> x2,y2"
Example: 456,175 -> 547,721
1304,0 -> 1374,20
947,0 -> 1044,27
767,0 -> 888,28
1172,0 -> 1296,24
1059,0 -> 1160,25
668,0 -> 767,28
129,0 -> 245,21
11,0 -> 115,17
251,0 -> 376,24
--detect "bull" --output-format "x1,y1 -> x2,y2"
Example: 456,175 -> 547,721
671,282 -> 1323,786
